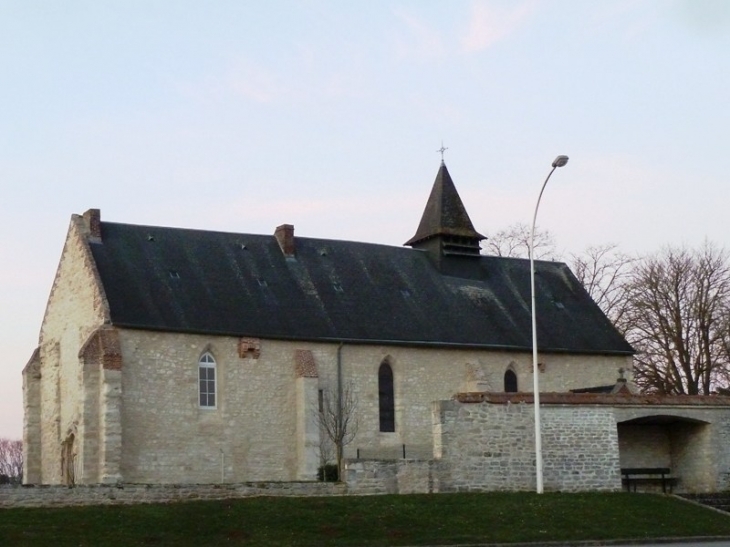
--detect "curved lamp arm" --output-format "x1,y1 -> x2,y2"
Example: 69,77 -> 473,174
530,154 -> 568,494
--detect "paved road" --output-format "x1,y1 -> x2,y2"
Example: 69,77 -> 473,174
439,540 -> 730,547
610,543 -> 730,547
611,543 -> 730,547
455,541 -> 730,547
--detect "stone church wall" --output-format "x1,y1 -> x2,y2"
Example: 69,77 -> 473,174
25,214 -> 631,488
22,350 -> 41,483
25,213 -> 110,484
112,330 -> 628,485
334,345 -> 628,463
118,330 -> 300,483
19,379 -> 730,501
29,313 -> 630,485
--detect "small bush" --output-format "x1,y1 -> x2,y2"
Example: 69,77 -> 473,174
318,464 -> 339,482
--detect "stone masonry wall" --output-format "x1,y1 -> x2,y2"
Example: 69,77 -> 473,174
618,424 -> 671,468
614,405 -> 730,493
29,214 -> 110,484
22,350 -> 42,483
345,402 -> 730,495
714,416 -> 730,491
670,422 -> 711,492
433,400 -> 621,492
338,345 -> 628,462
119,330 -> 300,483
116,331 -> 628,484
344,459 -> 443,495
0,482 -> 345,509
541,406 -> 621,491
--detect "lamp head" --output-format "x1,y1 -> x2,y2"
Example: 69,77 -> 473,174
552,155 -> 569,168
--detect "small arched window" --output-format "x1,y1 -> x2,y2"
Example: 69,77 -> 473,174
199,352 -> 217,408
504,369 -> 518,393
378,362 -> 395,432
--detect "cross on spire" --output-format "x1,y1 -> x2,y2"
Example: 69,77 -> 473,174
437,142 -> 448,164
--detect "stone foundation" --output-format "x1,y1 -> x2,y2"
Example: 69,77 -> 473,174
0,482 -> 346,508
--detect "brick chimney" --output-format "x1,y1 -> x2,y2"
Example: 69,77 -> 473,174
275,224 -> 295,257
83,209 -> 102,242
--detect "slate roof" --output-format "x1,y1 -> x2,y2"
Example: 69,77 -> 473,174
405,162 -> 485,246
88,222 -> 634,355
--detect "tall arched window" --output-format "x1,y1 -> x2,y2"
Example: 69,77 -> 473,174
504,369 -> 518,393
378,362 -> 395,432
199,352 -> 217,408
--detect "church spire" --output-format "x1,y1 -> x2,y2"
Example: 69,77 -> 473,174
404,162 -> 485,257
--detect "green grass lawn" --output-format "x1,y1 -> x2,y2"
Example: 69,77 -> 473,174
1,492 -> 729,546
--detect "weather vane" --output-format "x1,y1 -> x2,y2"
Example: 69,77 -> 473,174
437,141 -> 448,163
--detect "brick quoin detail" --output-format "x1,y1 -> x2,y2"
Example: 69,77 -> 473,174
238,337 -> 261,359
294,349 -> 317,378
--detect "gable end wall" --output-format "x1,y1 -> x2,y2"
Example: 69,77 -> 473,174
30,215 -> 110,484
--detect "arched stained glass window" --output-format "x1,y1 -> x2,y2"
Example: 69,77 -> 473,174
378,362 -> 395,432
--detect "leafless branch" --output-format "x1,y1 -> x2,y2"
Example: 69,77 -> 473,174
483,223 -> 559,260
313,383 -> 359,480
569,243 -> 636,334
624,243 -> 730,395
0,439 -> 23,484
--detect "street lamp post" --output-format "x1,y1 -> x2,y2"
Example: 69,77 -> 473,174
530,155 -> 569,494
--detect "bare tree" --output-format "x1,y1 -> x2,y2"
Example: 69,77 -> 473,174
719,303 -> 730,389
485,224 -> 730,396
482,223 -> 559,260
316,419 -> 336,477
314,383 -> 358,481
0,439 -> 23,484
624,243 -> 730,395
569,243 -> 636,334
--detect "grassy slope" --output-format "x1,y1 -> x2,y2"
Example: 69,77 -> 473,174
1,492 -> 730,546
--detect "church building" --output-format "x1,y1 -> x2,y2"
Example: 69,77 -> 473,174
23,162 -> 637,486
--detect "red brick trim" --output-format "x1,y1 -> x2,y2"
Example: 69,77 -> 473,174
455,391 -> 730,406
238,337 -> 261,359
294,349 -> 318,378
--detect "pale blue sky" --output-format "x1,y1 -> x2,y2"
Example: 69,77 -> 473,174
2,0 -> 729,438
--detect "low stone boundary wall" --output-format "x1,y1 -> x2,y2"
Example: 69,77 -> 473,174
344,459 -> 442,495
0,481 -> 346,509
1,460 -> 442,508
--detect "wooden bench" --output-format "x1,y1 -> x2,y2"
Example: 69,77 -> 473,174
621,467 -> 677,493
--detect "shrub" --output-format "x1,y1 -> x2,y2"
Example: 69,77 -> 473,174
318,464 -> 339,482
